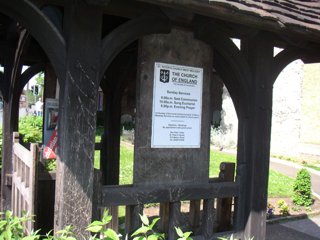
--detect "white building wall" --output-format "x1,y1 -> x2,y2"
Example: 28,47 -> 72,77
271,60 -> 304,156
212,59 -> 305,156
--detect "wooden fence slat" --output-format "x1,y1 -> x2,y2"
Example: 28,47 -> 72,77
11,132 -> 38,234
125,204 -> 143,236
159,202 -> 170,233
201,199 -> 215,238
216,162 -> 235,231
168,202 -> 181,240
189,200 -> 201,231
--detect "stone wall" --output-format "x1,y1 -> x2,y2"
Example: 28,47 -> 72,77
212,59 -> 320,157
271,60 -> 304,156
300,63 -> 320,144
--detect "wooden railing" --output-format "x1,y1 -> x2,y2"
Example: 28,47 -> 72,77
11,132 -> 38,234
95,162 -> 237,239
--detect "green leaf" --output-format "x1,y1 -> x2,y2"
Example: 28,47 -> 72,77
66,237 -> 77,240
102,210 -> 113,224
133,237 -> 146,240
86,225 -> 103,233
140,214 -> 149,226
21,236 -> 40,240
183,231 -> 192,238
131,226 -> 150,236
147,235 -> 160,240
149,218 -> 160,229
175,227 -> 184,238
87,220 -> 103,227
104,228 -> 120,240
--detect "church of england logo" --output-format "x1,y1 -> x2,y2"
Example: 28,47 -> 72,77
159,69 -> 170,83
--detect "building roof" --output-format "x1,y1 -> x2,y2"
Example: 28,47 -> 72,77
210,0 -> 320,33
140,0 -> 320,43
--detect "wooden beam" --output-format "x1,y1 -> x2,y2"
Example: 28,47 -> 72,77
0,44 -> 16,211
100,50 -> 136,185
100,182 -> 239,206
99,11 -> 171,79
0,0 -> 66,80
236,32 -> 274,240
54,2 -> 102,237
19,63 -> 45,92
194,16 -> 252,118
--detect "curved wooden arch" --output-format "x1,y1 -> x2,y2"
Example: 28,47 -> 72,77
272,47 -> 304,84
194,18 -> 252,118
100,12 -> 171,81
18,63 -> 45,94
0,0 -> 66,79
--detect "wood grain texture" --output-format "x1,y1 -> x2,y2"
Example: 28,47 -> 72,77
100,182 -> 239,206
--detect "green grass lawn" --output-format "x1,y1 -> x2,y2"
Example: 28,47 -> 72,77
94,141 -> 295,198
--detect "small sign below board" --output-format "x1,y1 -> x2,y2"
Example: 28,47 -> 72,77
151,62 -> 203,148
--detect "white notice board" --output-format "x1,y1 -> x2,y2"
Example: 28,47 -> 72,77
151,62 -> 203,148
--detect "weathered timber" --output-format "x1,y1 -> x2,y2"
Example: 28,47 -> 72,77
189,200 -> 201,232
0,0 -> 66,80
1,42 -> 16,211
99,12 -> 171,79
201,199 -> 215,238
236,32 -> 274,240
194,16 -> 251,118
272,47 -> 305,84
125,204 -> 143,235
135,28 -> 212,185
44,63 -> 57,99
159,202 -> 170,233
11,132 -> 37,233
168,202 -> 181,240
105,206 -> 119,232
19,63 -> 45,91
54,2 -> 102,237
100,182 -> 239,206
216,162 -> 235,231
100,51 -> 136,185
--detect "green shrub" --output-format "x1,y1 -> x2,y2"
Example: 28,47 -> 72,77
277,199 -> 290,216
0,210 -> 191,240
19,116 -> 43,143
0,210 -> 40,240
293,168 -> 313,207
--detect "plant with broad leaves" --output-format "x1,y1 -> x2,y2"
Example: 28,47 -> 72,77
131,214 -> 165,240
0,210 -> 40,240
174,227 -> 192,240
86,209 -> 120,240
218,234 -> 254,240
42,226 -> 76,240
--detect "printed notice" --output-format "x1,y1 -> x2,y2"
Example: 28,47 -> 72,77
151,62 -> 203,148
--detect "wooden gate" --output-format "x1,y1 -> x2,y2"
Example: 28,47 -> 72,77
11,132 -> 38,233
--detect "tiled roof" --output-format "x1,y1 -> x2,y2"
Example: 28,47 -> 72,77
210,0 -> 320,33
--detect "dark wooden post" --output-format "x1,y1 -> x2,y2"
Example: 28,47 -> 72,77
135,28 -> 212,238
216,162 -> 235,231
201,199 -> 215,238
54,2 -> 102,237
1,43 -> 16,211
236,33 -> 274,240
44,63 -> 57,99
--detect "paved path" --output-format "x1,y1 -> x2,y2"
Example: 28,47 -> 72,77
266,215 -> 320,239
270,158 -> 320,198
267,158 -> 320,239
